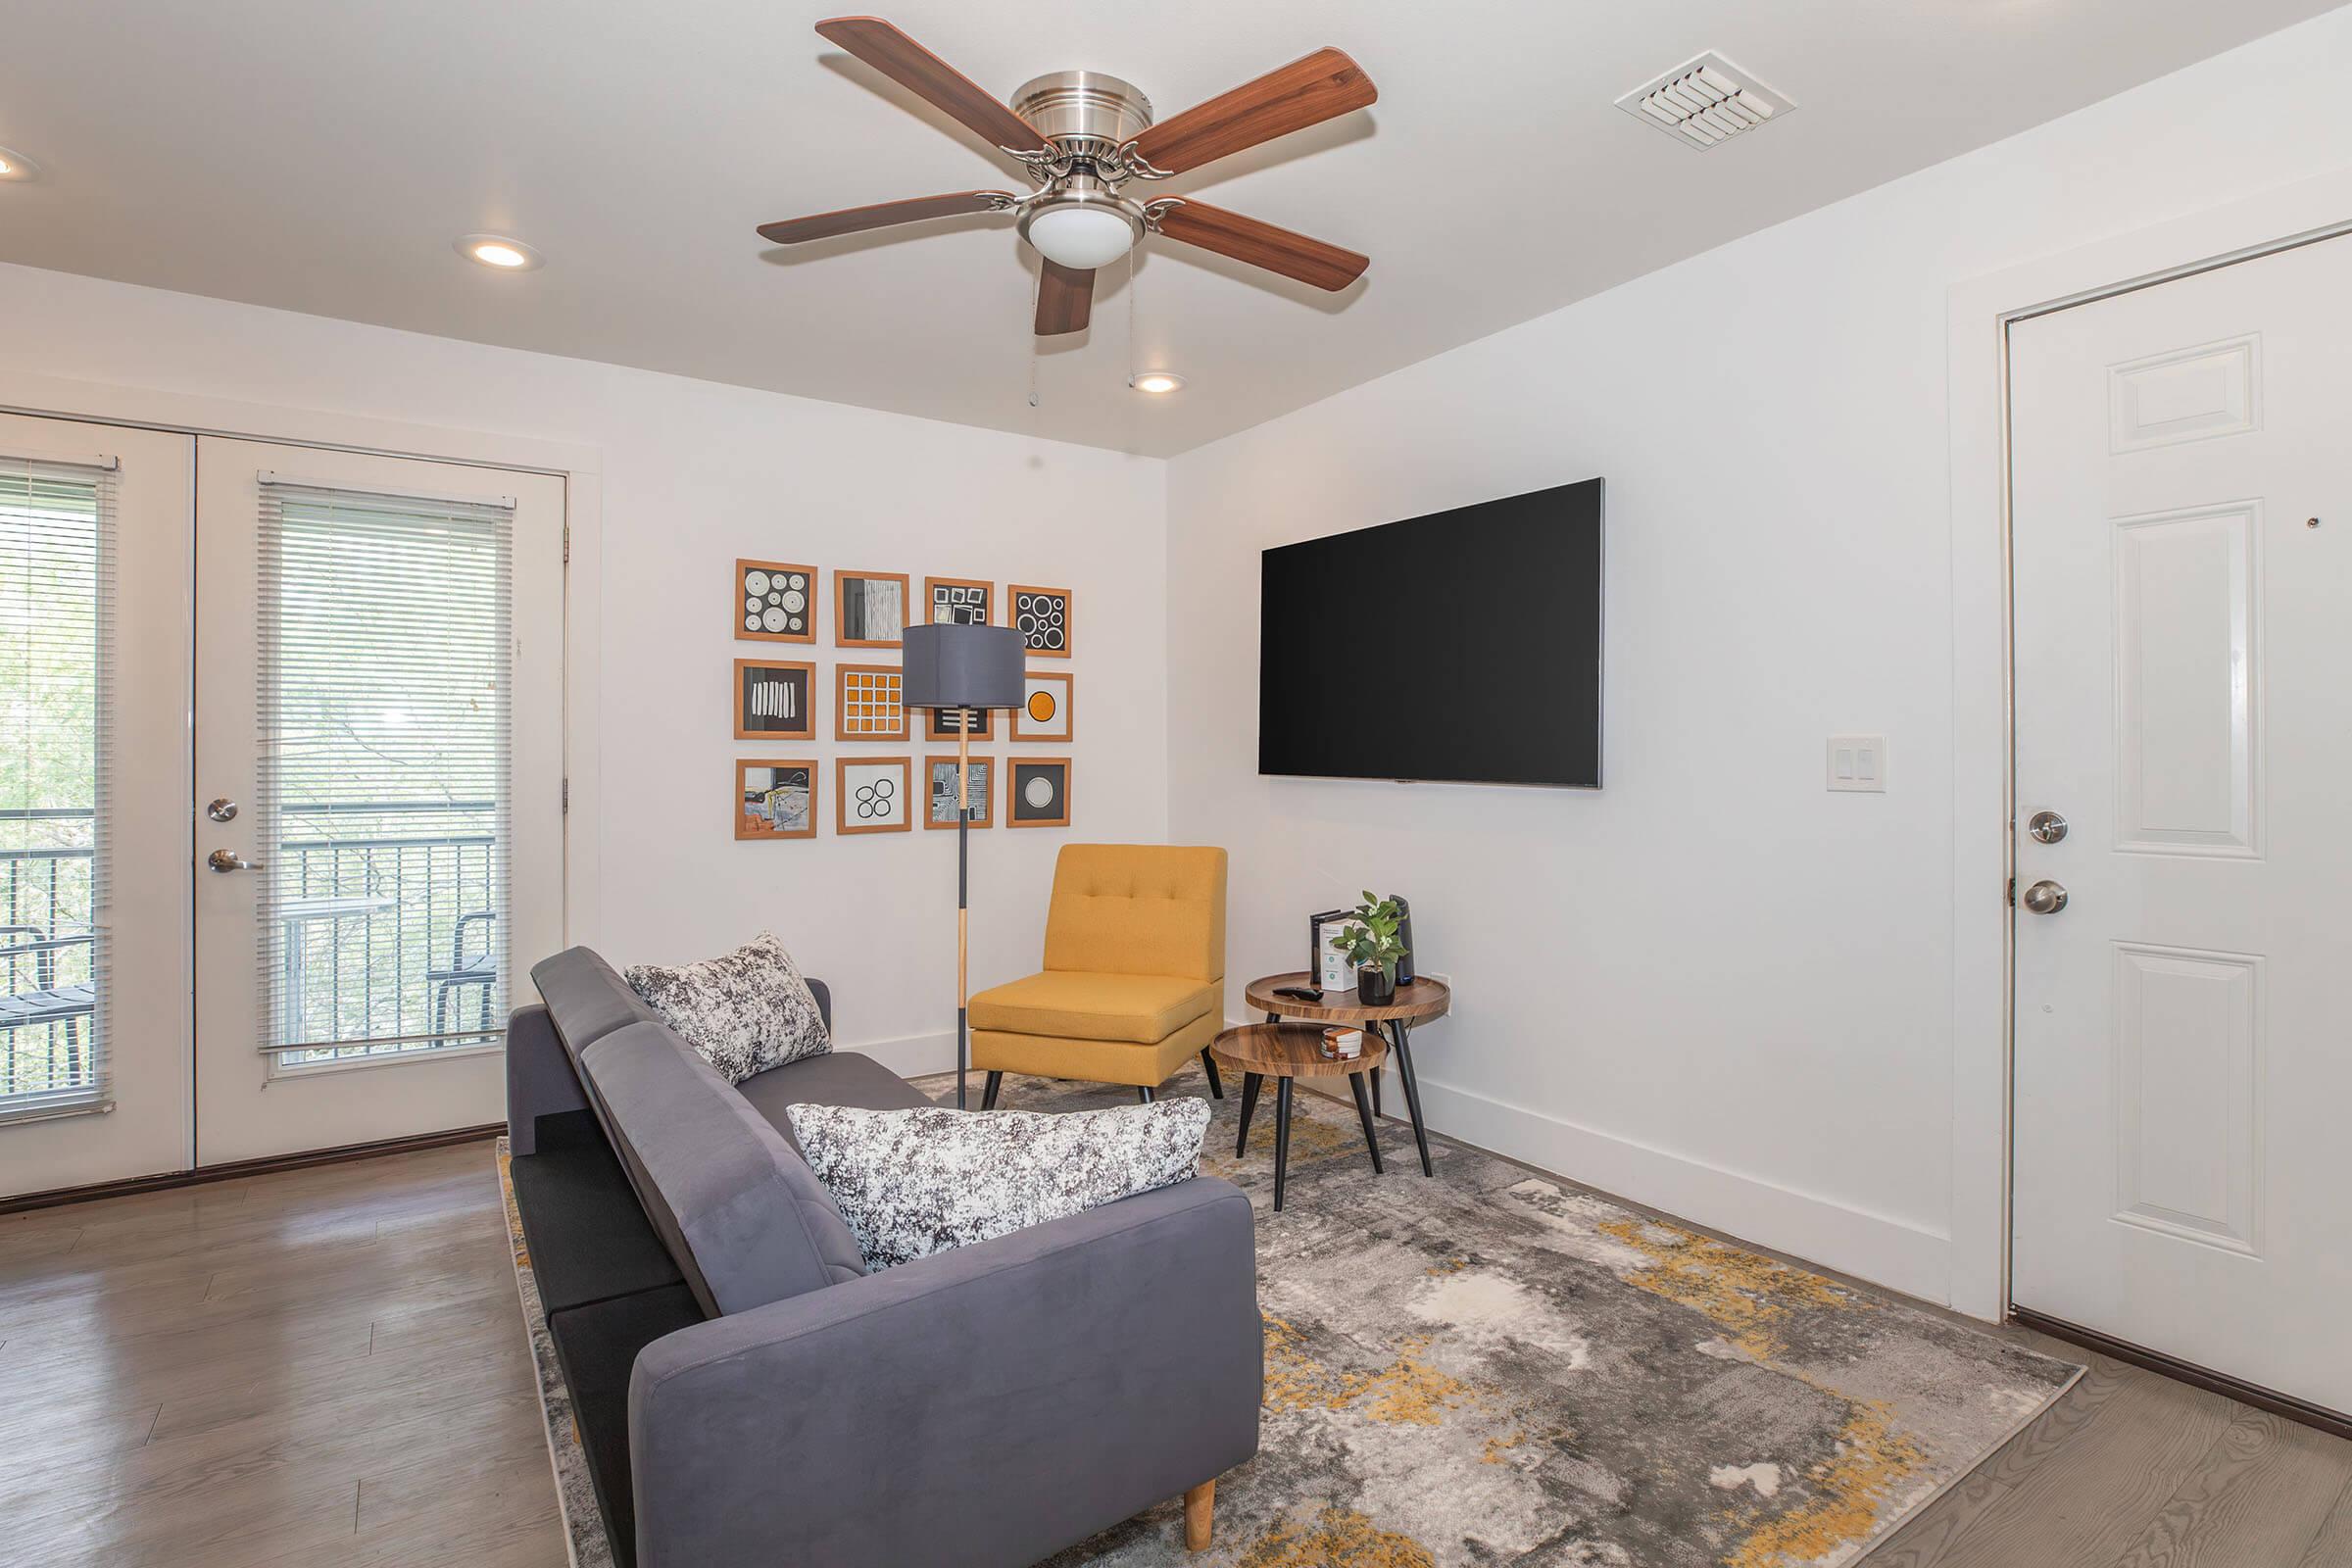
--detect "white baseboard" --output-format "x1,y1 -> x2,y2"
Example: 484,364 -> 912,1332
848,1030 -> 957,1080
1408,1074 -> 1954,1305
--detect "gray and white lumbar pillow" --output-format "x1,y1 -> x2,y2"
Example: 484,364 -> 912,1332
623,931 -> 829,1084
786,1100 -> 1211,1269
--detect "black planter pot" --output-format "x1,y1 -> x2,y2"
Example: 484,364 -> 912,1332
1356,967 -> 1396,1006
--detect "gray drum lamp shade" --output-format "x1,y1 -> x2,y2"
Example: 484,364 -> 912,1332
902,622 -> 1025,710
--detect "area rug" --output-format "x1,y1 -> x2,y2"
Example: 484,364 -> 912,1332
501,1065 -> 2079,1568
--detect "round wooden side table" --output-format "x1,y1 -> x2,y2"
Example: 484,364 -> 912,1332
1208,1022 -> 1389,1211
1243,972 -> 1450,1178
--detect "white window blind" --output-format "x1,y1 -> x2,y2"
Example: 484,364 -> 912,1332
0,456 -> 116,1121
256,476 -> 514,1065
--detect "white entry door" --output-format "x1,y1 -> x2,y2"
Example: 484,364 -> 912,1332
0,415 -> 192,1196
2010,234 -> 2352,1411
193,438 -> 565,1165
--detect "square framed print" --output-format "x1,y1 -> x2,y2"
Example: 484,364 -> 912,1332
835,662 -> 907,741
923,575 -> 994,627
836,570 -> 910,648
924,756 -> 995,829
734,659 -> 814,741
1007,757 -> 1071,828
1008,584 -> 1071,658
1011,670 -> 1072,742
737,760 -> 815,841
837,757 -> 912,834
923,704 -> 994,743
738,560 -> 817,642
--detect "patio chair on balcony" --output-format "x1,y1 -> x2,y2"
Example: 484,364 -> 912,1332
429,910 -> 497,1041
0,925 -> 96,1076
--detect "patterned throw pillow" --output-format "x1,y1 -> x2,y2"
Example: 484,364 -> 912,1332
623,932 -> 830,1084
786,1100 -> 1211,1269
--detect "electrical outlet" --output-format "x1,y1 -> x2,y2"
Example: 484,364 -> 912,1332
1827,736 -> 1886,793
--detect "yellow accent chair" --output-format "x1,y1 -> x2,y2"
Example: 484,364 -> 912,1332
971,844 -> 1229,1105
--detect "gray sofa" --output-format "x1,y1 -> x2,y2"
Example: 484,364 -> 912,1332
505,946 -> 1262,1568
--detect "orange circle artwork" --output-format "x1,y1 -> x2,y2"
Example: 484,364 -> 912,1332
1027,690 -> 1056,722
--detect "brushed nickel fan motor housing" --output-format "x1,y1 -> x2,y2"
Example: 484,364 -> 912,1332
1011,71 -> 1153,150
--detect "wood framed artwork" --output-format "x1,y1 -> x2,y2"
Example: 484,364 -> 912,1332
836,569 -> 910,648
924,756 -> 995,829
923,575 -> 994,626
837,757 -> 911,834
922,703 -> 993,743
737,760 -> 815,840
834,662 -> 907,741
1011,670 -> 1073,742
738,560 -> 817,643
1007,757 -> 1071,828
733,658 -> 814,741
1009,584 -> 1071,657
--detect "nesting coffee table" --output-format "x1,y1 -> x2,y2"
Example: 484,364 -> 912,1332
1243,971 -> 1449,1181
1207,1022 -> 1388,1212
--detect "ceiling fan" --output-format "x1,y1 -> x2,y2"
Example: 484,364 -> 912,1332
759,17 -> 1377,335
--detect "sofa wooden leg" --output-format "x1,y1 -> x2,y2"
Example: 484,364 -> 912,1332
1184,1479 -> 1215,1551
980,1071 -> 1003,1110
1200,1048 -> 1224,1099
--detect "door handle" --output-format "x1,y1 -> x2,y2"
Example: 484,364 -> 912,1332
207,849 -> 266,873
2021,879 -> 2068,914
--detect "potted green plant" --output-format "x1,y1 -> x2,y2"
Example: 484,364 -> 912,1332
1330,892 -> 1410,1005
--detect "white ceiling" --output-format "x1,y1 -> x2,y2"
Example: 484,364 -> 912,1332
0,1 -> 2338,456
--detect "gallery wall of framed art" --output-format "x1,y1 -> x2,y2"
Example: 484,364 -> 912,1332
730,562 -> 1081,844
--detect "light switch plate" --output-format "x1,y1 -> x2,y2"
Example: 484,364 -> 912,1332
1827,736 -> 1886,793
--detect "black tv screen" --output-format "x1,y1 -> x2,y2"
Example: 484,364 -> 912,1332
1258,477 -> 1602,788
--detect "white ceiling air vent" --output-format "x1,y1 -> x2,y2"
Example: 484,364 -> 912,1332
1615,53 -> 1793,149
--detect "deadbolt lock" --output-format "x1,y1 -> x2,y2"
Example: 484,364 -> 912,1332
2027,809 -> 2068,845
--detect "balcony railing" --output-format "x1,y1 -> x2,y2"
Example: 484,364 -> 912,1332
0,806 -> 503,1094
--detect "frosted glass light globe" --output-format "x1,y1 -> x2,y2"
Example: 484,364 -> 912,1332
1024,204 -> 1138,270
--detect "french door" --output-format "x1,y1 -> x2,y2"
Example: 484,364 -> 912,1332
192,439 -> 564,1165
2009,233 -> 2352,1412
0,415 -> 192,1195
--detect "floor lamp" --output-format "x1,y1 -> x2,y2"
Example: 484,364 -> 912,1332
902,622 -> 1026,1108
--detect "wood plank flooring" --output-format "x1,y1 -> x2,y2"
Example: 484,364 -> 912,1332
0,1141 -> 566,1568
4,1138 -> 2347,1567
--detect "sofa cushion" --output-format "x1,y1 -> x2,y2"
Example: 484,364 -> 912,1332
532,946 -> 662,1062
734,1050 -> 931,1153
623,933 -> 830,1085
785,1100 -> 1212,1268
967,969 -> 1219,1045
577,1020 -> 864,1316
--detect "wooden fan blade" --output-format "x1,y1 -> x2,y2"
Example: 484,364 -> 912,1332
1151,201 -> 1368,292
815,17 -> 1045,152
1126,47 -> 1375,175
1034,261 -> 1095,335
758,190 -> 1013,245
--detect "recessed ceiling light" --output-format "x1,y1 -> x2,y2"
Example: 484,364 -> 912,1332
1129,371 -> 1185,395
0,146 -> 41,182
455,233 -> 543,270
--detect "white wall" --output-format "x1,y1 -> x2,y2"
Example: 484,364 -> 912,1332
0,264 -> 1167,1074
1163,7 -> 2352,1308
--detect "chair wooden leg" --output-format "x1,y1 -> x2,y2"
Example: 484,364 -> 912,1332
1200,1047 -> 1224,1099
980,1070 -> 1003,1110
1184,1479 -> 1215,1551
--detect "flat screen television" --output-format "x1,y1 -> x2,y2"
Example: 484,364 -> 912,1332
1258,477 -> 1602,788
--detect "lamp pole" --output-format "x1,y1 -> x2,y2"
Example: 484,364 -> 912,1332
956,713 -> 970,1108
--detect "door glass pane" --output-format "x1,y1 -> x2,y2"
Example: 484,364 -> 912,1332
257,482 -> 513,1068
0,464 -> 110,1114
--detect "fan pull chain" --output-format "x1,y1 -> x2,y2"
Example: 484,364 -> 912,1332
1027,265 -> 1043,409
1126,247 -> 1139,387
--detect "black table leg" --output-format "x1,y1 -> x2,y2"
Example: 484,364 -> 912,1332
1371,1064 -> 1382,1117
1388,1021 -> 1433,1177
1273,1077 -> 1293,1212
1200,1048 -> 1224,1100
1348,1069 -> 1384,1175
1235,1072 -> 1261,1156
